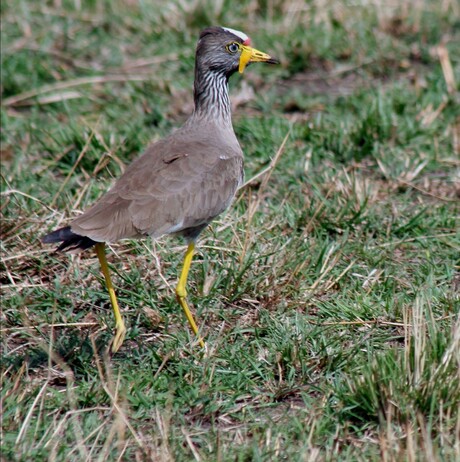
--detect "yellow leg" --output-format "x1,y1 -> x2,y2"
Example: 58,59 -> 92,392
176,242 -> 205,348
95,242 -> 126,353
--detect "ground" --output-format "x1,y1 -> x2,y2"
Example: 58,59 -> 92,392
1,0 -> 459,460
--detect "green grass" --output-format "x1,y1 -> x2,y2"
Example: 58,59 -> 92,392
1,0 -> 459,460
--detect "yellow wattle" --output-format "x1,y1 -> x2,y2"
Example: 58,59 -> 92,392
238,47 -> 253,73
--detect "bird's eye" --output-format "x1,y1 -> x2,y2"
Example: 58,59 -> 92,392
226,42 -> 240,54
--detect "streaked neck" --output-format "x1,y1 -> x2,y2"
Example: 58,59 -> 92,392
192,69 -> 232,125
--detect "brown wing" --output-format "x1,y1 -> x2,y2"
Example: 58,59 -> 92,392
70,133 -> 243,242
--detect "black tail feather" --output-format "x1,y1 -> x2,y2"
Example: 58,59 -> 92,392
42,226 -> 97,252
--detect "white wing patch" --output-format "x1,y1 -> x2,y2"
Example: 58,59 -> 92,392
222,27 -> 250,44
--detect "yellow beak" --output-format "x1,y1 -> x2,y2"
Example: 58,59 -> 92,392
238,45 -> 279,73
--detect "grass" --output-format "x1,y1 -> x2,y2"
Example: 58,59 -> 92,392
1,0 -> 459,460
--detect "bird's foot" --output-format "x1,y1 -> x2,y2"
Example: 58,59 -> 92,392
111,321 -> 127,353
176,294 -> 205,349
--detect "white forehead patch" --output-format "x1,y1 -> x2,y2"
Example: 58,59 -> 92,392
222,27 -> 250,43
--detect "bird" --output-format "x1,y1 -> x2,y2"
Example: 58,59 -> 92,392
42,26 -> 278,353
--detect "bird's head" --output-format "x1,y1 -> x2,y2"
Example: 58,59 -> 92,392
195,26 -> 279,78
